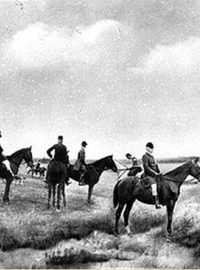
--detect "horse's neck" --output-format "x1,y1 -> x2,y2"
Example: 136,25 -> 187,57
91,160 -> 106,175
164,163 -> 191,185
10,153 -> 24,173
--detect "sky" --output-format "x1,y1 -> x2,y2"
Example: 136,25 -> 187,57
1,0 -> 200,159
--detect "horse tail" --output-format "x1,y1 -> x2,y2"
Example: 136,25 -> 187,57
113,180 -> 120,208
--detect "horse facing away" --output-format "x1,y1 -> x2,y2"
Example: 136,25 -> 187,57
113,158 -> 200,236
46,160 -> 67,211
68,155 -> 118,203
0,147 -> 33,203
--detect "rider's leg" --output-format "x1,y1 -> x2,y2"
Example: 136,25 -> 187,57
152,183 -> 161,209
79,170 -> 86,186
2,160 -> 13,176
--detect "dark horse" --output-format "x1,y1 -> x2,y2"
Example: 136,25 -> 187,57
46,160 -> 67,211
113,158 -> 200,236
28,166 -> 46,178
68,155 -> 118,203
1,147 -> 33,203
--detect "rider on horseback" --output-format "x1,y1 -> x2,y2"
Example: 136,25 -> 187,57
74,141 -> 88,186
46,135 -> 71,185
125,153 -> 142,176
142,142 -> 162,209
0,131 -> 13,176
35,160 -> 41,171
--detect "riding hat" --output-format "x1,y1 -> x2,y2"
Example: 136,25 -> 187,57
81,141 -> 87,146
146,142 -> 154,149
58,135 -> 63,140
126,153 -> 132,158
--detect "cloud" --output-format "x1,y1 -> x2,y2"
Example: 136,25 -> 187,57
126,37 -> 200,79
142,37 -> 200,75
3,20 -> 130,72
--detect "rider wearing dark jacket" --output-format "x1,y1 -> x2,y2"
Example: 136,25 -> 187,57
142,142 -> 161,209
47,135 -> 71,185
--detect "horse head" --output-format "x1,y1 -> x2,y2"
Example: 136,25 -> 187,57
23,146 -> 33,167
190,157 -> 200,181
104,155 -> 118,173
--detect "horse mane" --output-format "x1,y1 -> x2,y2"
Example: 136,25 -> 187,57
164,160 -> 192,177
9,148 -> 27,158
90,155 -> 112,166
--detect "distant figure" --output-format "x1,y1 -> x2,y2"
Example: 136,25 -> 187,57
35,160 -> 41,171
125,153 -> 142,176
0,131 -> 13,176
142,142 -> 161,209
74,141 -> 88,186
47,135 -> 71,185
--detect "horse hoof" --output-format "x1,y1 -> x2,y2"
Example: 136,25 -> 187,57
56,208 -> 61,212
3,198 -> 10,204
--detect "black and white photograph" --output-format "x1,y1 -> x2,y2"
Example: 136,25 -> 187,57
1,0 -> 200,268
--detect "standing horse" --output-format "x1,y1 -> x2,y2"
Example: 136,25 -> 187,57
113,159 -> 200,236
1,147 -> 33,203
46,160 -> 67,211
68,155 -> 118,203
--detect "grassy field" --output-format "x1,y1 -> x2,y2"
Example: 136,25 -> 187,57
0,162 -> 200,268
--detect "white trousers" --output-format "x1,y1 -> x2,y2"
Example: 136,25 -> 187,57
151,183 -> 157,196
2,160 -> 13,175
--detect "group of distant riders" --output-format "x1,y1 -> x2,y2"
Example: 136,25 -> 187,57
0,130 -> 162,209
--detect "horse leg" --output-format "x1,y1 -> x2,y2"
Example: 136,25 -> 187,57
57,183 -> 61,211
115,202 -> 125,235
3,176 -> 13,203
47,183 -> 51,210
52,184 -> 56,208
124,199 -> 135,235
166,200 -> 176,236
88,184 -> 94,204
61,182 -> 66,208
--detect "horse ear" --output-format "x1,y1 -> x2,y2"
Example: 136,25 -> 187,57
194,157 -> 199,164
29,146 -> 32,150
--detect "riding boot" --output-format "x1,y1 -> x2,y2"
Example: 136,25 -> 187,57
154,195 -> 162,209
79,173 -> 86,186
65,175 -> 71,185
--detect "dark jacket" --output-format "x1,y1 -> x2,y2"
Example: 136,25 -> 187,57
47,143 -> 68,164
74,147 -> 86,171
0,145 -> 6,162
142,152 -> 160,177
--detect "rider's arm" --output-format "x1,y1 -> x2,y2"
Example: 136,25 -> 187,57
47,145 -> 55,159
79,150 -> 86,164
142,155 -> 158,177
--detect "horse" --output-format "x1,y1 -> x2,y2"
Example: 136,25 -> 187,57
68,155 -> 118,203
1,147 -> 33,203
27,166 -> 46,178
113,158 -> 200,237
46,160 -> 67,211
37,167 -> 46,178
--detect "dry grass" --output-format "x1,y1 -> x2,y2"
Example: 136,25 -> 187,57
0,163 -> 200,268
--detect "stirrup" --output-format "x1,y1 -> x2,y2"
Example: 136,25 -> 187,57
66,181 -> 72,185
155,204 -> 162,209
79,181 -> 86,186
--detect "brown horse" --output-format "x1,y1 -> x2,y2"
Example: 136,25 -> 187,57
46,160 -> 67,211
113,158 -> 200,236
1,147 -> 33,203
68,155 -> 118,203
